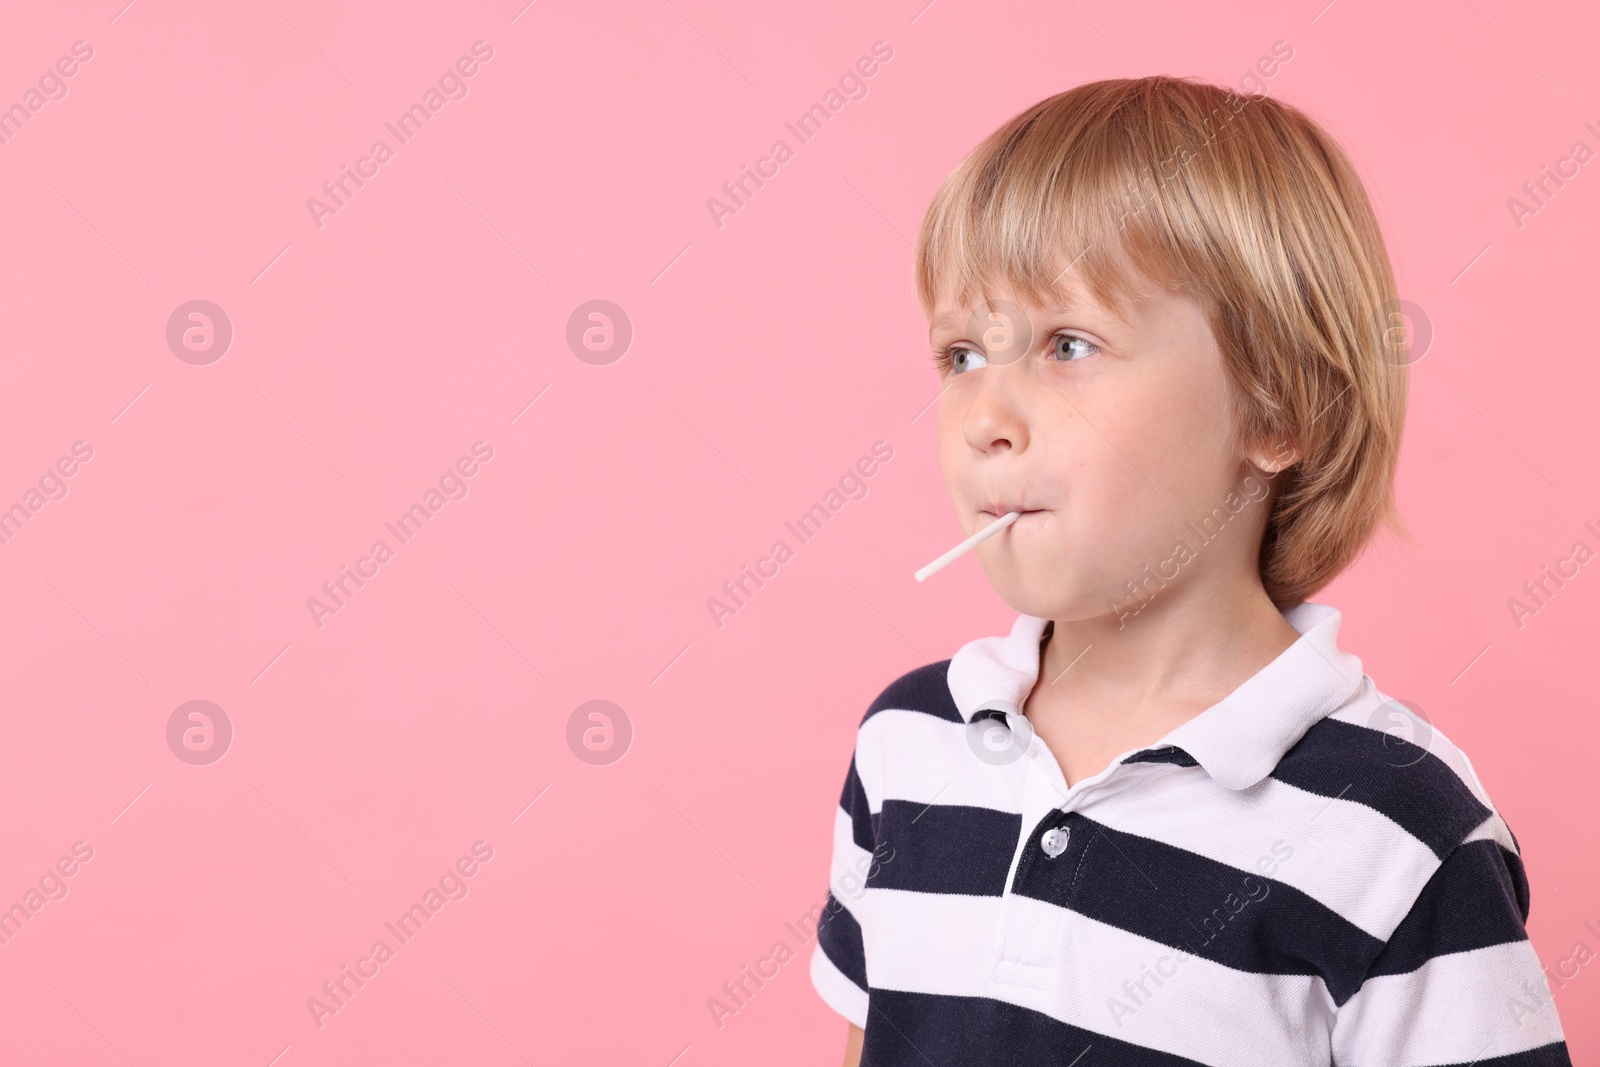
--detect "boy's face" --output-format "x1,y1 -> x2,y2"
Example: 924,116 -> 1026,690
929,271 -> 1289,622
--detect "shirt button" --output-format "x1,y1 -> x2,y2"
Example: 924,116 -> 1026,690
1041,826 -> 1070,858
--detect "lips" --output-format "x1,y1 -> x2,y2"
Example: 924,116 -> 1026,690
978,507 -> 1046,533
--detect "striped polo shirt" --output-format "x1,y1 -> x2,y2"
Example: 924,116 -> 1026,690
810,602 -> 1572,1066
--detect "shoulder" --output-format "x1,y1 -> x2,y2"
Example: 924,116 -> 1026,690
1274,677 -> 1504,861
1284,690 -> 1551,1021
858,659 -> 959,728
844,659 -> 960,808
1270,677 -> 1538,960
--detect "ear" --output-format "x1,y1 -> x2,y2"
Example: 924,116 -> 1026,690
1248,438 -> 1300,475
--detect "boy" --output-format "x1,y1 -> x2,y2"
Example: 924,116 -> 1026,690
810,76 -> 1572,1066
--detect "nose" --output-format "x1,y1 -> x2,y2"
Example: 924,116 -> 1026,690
956,344 -> 1036,456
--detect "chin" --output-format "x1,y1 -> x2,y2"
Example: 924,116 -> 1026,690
985,575 -> 1067,620
987,571 -> 1109,623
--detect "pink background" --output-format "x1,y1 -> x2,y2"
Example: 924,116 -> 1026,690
0,0 -> 1595,1063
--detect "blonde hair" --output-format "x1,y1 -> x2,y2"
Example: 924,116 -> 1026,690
914,75 -> 1410,608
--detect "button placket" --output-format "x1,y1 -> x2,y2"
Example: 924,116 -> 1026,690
991,807 -> 1075,990
991,750 -> 1076,989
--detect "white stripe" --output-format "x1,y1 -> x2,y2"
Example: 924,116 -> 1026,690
857,708 -> 1025,814
1332,940 -> 1567,1065
829,806 -> 876,917
861,706 -> 1441,941
1462,810 -> 1519,853
1087,767 -> 1439,939
866,888 -> 1335,1067
809,940 -> 869,1028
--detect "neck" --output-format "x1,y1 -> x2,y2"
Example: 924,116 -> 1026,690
1035,571 -> 1301,730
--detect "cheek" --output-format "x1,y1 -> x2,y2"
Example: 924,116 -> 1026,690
1107,363 -> 1239,500
935,399 -> 974,483
1054,400 -> 1233,577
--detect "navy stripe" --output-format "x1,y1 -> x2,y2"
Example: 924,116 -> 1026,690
1504,842 -> 1531,922
815,891 -> 867,992
862,660 -> 959,725
840,754 -> 875,854
1272,718 -> 1490,858
1121,745 -> 1199,768
864,988 -> 1208,1067
1428,1042 -> 1573,1067
1366,838 -> 1530,978
869,799 -> 1019,897
1495,817 -> 1532,920
1011,812 -> 1383,1004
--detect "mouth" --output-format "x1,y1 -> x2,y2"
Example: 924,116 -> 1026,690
978,507 -> 1048,529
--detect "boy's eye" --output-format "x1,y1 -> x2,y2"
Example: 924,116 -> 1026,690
933,332 -> 1097,375
1051,333 -> 1098,362
937,344 -> 987,374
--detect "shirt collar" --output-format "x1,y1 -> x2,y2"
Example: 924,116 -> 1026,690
945,601 -> 1366,791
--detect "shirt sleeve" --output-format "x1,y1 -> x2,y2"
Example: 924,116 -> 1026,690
809,744 -> 877,1030
1331,816 -> 1573,1066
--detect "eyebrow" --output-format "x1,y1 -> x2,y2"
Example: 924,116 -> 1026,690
927,300 -> 1094,342
927,311 -> 965,338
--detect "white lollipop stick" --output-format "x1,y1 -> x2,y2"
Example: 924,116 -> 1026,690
914,511 -> 1021,582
